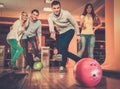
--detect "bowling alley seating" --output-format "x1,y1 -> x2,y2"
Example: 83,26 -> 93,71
94,40 -> 105,64
49,54 -> 62,67
0,45 -> 5,67
41,46 -> 50,67
0,71 -> 27,89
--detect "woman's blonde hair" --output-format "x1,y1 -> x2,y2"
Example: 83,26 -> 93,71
19,11 -> 28,20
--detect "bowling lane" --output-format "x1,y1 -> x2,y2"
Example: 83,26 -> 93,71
21,67 -> 120,89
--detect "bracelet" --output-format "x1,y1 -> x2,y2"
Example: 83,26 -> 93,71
50,32 -> 55,34
77,34 -> 81,36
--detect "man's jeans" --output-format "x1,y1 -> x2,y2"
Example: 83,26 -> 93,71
20,36 -> 40,67
57,29 -> 80,67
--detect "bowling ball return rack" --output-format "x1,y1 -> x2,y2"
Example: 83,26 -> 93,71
0,69 -> 27,89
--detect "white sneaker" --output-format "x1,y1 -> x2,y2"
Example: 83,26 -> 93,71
59,66 -> 65,73
34,57 -> 40,61
26,65 -> 30,70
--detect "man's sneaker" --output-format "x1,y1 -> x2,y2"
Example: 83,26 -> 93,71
59,66 -> 66,73
9,65 -> 19,70
34,57 -> 41,61
26,65 -> 30,70
13,66 -> 20,70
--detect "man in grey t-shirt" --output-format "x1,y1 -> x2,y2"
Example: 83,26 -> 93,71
48,1 -> 81,72
20,9 -> 41,70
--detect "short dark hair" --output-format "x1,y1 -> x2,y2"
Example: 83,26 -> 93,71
51,1 -> 61,7
31,9 -> 39,15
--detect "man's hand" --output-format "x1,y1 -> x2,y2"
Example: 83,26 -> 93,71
50,32 -> 56,40
38,42 -> 41,50
38,36 -> 41,50
18,41 -> 21,46
77,35 -> 81,43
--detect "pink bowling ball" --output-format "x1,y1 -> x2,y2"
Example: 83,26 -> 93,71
74,58 -> 102,87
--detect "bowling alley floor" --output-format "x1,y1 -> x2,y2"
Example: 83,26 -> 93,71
0,66 -> 120,89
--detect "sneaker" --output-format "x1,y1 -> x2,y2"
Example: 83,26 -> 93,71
34,57 -> 41,61
9,64 -> 13,69
9,64 -> 19,70
59,66 -> 66,73
13,66 -> 19,70
26,65 -> 30,70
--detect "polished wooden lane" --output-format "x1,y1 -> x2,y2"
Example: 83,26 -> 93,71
22,67 -> 78,89
18,67 -> 120,89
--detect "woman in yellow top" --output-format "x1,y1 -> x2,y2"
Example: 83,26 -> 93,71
6,11 -> 28,70
77,3 -> 102,58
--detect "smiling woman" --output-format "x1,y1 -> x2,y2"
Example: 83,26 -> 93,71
6,11 -> 28,70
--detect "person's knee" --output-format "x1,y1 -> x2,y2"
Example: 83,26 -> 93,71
21,47 -> 23,52
80,47 -> 85,52
18,47 -> 23,52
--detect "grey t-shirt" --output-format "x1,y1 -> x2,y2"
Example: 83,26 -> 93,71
48,9 -> 80,35
21,18 -> 42,39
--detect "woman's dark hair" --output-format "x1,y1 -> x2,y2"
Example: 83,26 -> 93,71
51,1 -> 61,7
31,9 -> 39,15
82,3 -> 96,20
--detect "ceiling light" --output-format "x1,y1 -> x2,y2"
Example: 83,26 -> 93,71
0,3 -> 5,8
43,7 -> 52,12
44,0 -> 53,4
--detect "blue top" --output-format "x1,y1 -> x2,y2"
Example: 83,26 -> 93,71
21,18 -> 42,39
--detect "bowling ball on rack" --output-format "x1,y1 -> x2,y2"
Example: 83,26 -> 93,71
74,58 -> 102,87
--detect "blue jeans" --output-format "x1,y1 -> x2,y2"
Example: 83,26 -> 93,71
77,34 -> 95,58
57,29 -> 81,67
20,36 -> 40,67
